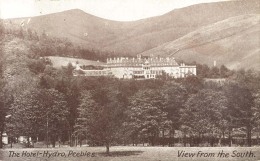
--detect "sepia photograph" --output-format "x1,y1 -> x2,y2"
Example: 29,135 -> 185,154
0,0 -> 259,160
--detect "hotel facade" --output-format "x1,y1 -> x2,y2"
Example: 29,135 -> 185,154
74,55 -> 196,79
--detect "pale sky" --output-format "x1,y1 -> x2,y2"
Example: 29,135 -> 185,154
0,0 -> 230,21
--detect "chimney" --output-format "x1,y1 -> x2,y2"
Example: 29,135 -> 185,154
214,60 -> 217,67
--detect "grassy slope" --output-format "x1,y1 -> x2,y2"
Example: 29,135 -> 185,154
103,0 -> 260,55
141,14 -> 260,70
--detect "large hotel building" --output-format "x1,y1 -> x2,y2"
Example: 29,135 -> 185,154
74,55 -> 196,79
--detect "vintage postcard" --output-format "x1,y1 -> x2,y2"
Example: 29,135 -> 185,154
0,0 -> 259,161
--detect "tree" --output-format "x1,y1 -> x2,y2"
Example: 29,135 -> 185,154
126,89 -> 171,146
76,83 -> 124,154
220,65 -> 231,78
253,90 -> 260,144
18,27 -> 24,39
27,59 -> 46,74
0,79 -> 6,148
58,79 -> 80,147
224,83 -> 255,146
181,76 -> 202,94
7,88 -> 68,148
180,89 -> 228,146
41,89 -> 69,147
196,64 -> 210,78
7,88 -> 43,147
162,82 -> 187,146
0,20 -> 4,38
210,66 -> 220,78
38,63 -> 81,146
0,46 -> 6,148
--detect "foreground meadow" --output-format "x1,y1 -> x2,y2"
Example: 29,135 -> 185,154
0,146 -> 260,161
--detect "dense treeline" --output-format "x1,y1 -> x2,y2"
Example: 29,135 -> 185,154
0,20 -> 5,149
2,60 -> 260,151
0,23 -> 260,153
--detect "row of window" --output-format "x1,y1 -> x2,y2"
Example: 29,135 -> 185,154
133,71 -> 144,74
150,70 -> 163,74
107,63 -> 179,67
84,71 -> 109,76
132,70 -> 165,75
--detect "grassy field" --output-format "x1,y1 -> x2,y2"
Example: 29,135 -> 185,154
1,146 -> 260,161
46,56 -> 105,68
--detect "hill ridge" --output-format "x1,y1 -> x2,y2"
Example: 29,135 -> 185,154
3,0 -> 260,70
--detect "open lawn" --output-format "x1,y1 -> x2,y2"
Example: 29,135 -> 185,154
0,146 -> 260,161
46,56 -> 105,68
